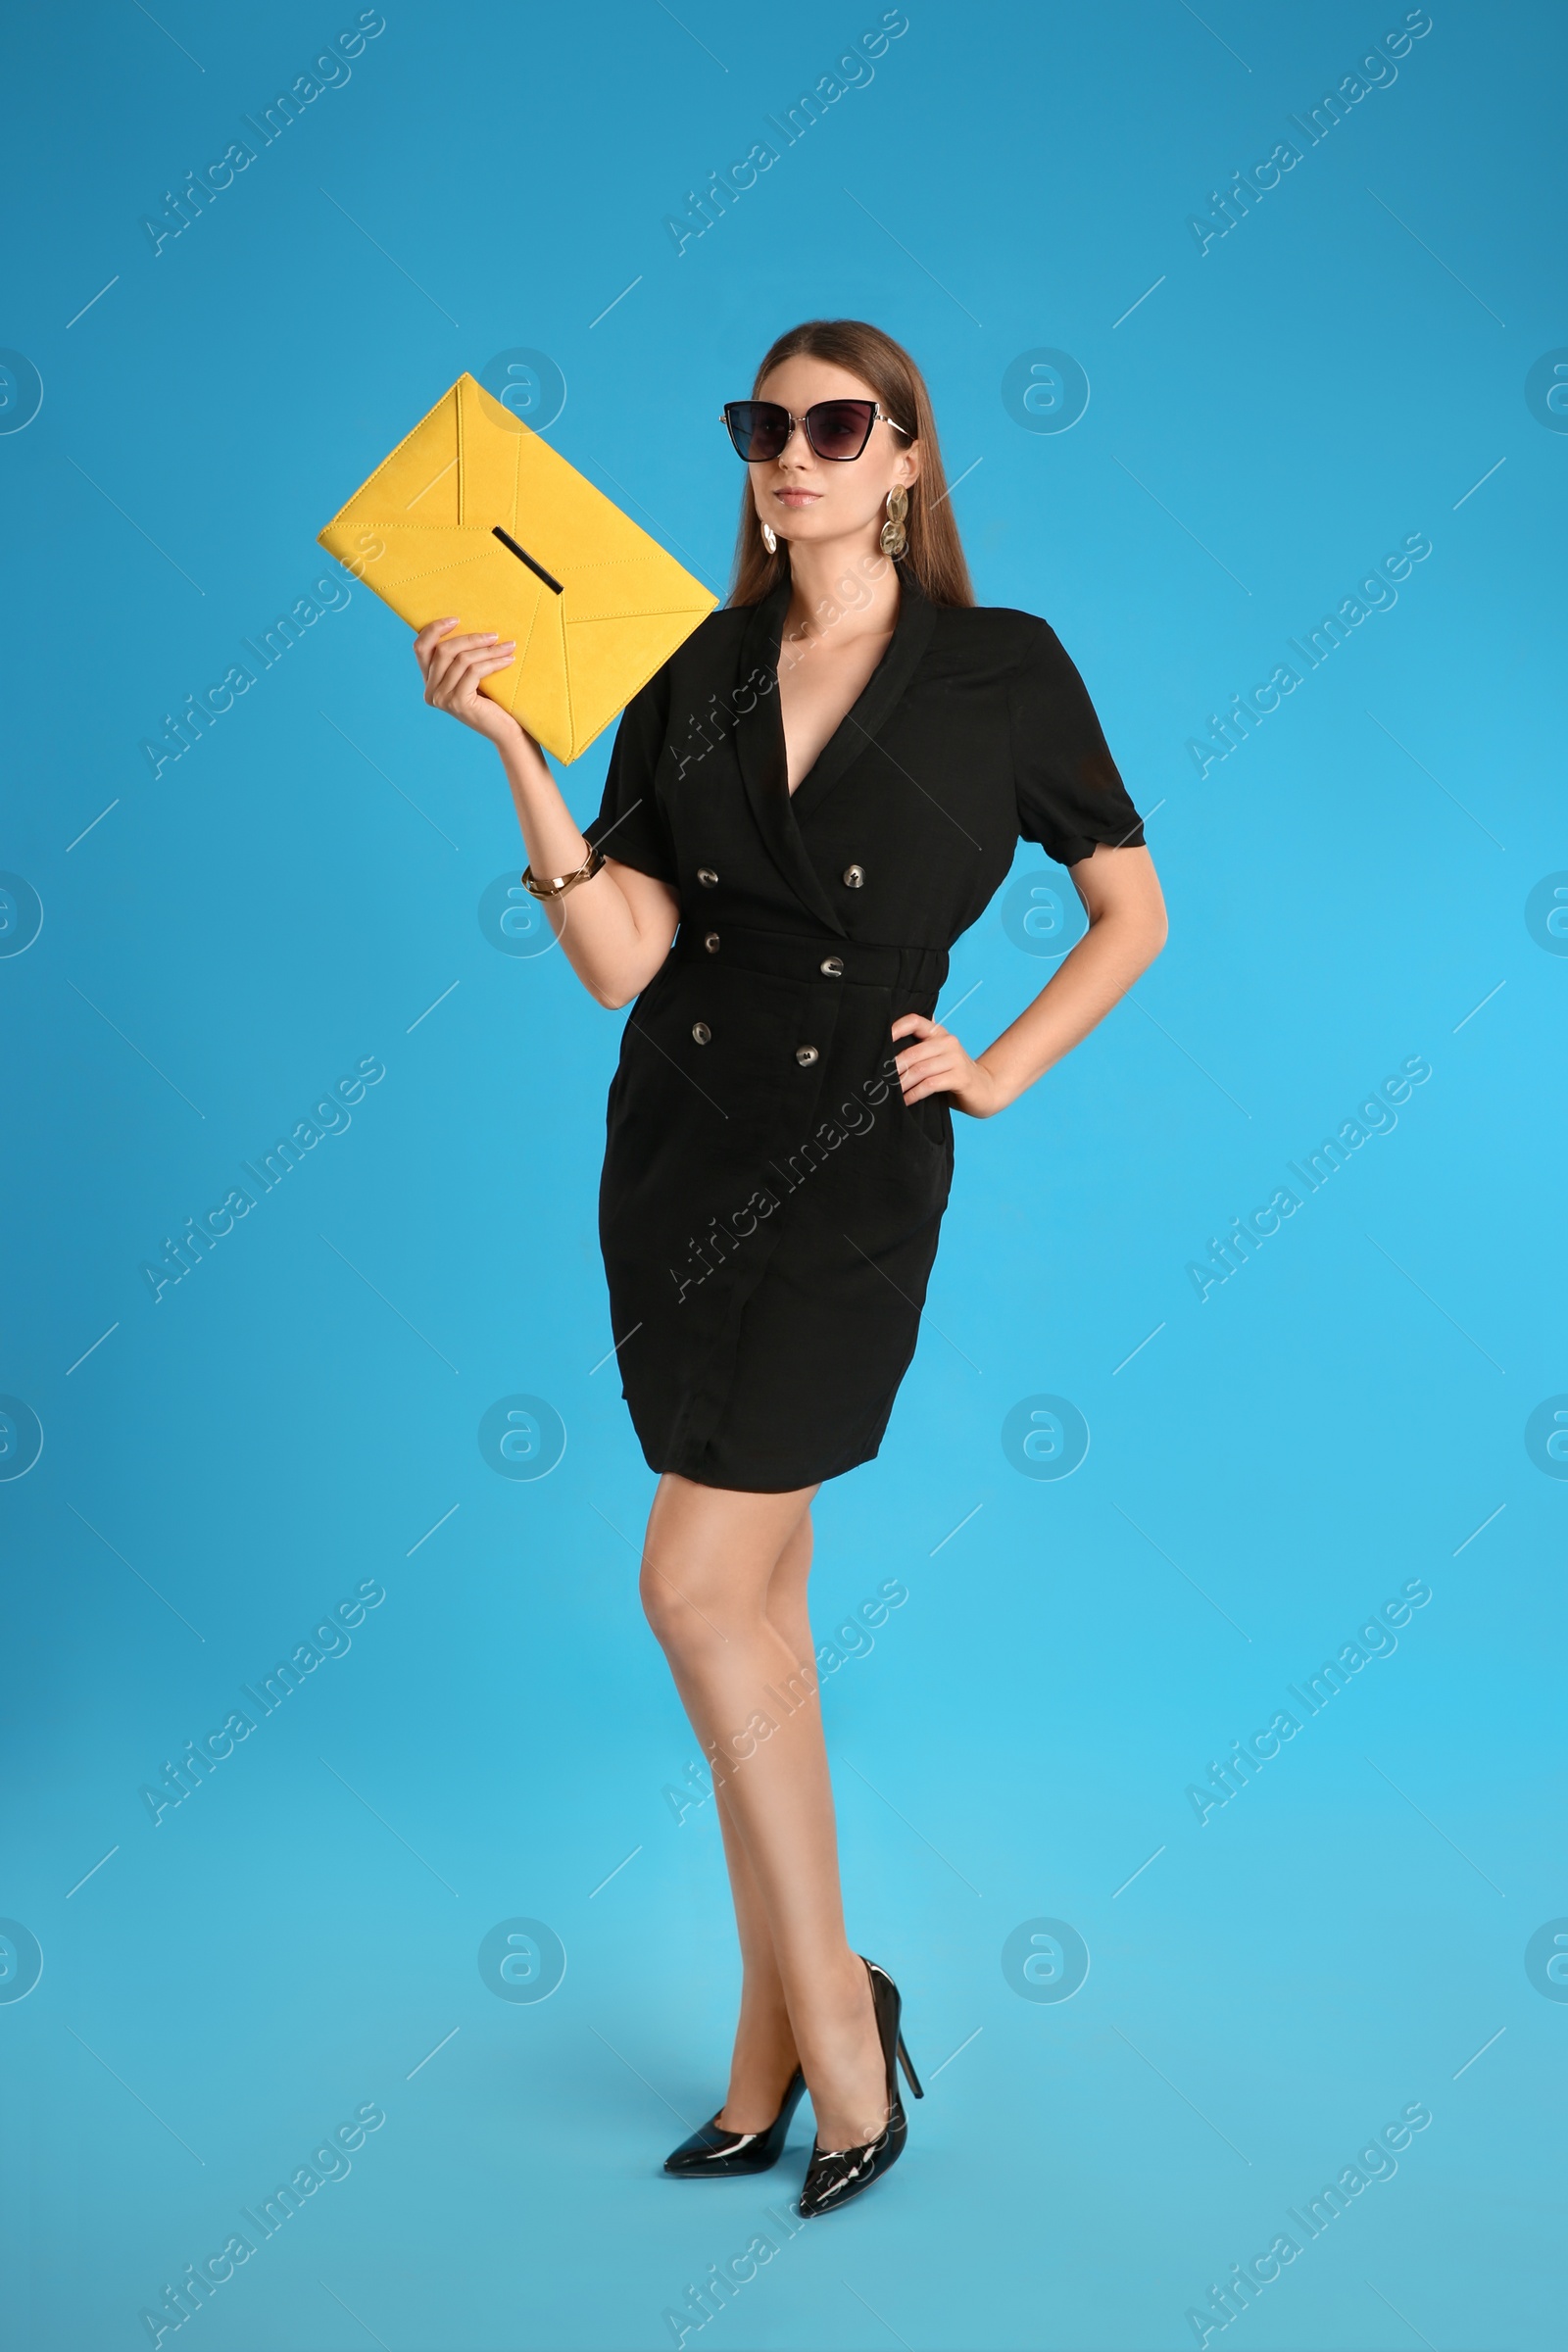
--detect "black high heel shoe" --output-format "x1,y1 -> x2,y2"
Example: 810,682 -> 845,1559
799,1956 -> 923,2220
663,2066 -> 808,2178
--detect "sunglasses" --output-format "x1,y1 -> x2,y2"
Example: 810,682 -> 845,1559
720,398 -> 909,464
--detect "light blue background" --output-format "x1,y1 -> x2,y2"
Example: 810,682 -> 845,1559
2,3 -> 1563,2346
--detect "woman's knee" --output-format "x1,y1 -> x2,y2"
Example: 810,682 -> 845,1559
639,1482 -> 812,1650
639,1558 -> 735,1655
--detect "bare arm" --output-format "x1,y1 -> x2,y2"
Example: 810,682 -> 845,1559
415,616 -> 678,1009
893,842 -> 1167,1115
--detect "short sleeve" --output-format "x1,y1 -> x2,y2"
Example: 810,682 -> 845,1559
583,666 -> 678,884
1009,619 -> 1145,866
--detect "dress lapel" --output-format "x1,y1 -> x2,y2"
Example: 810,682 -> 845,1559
732,575 -> 847,936
731,565 -> 939,934
789,568 -> 937,827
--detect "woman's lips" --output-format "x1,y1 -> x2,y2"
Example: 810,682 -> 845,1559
774,490 -> 820,507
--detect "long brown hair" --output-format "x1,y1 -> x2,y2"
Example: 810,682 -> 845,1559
727,318 -> 974,610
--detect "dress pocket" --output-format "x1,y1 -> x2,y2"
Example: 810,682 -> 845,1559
899,1085 -> 953,1161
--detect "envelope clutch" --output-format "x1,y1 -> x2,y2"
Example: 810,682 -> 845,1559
318,372 -> 717,761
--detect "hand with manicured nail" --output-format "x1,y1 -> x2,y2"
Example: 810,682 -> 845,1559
891,1012 -> 1009,1119
413,616 -> 534,752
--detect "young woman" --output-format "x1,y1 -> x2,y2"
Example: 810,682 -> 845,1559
414,318 -> 1166,2216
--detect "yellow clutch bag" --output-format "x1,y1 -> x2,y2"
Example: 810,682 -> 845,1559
318,373 -> 717,761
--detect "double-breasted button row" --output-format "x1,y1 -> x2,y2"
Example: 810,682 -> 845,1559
697,859 -> 860,891
692,1025 -> 817,1069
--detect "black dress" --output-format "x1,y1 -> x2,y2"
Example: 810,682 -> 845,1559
584,567 -> 1145,1493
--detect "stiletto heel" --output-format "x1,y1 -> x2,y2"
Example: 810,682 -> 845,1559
799,1956 -> 916,2219
897,2033 -> 923,2099
663,2066 -> 807,2178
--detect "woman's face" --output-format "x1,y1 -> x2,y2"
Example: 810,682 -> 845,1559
750,357 -> 920,553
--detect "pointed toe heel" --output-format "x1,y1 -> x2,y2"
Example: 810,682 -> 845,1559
662,2066 -> 806,2178
799,1958 -> 919,2220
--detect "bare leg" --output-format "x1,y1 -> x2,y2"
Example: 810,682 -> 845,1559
710,1508 -> 811,2129
640,1473 -> 886,2152
709,1777 -> 797,2129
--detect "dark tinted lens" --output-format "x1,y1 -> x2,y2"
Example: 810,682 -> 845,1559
726,402 -> 790,461
807,401 -> 875,459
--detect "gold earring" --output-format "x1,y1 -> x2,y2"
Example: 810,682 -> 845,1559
880,485 -> 908,560
760,520 -> 778,554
